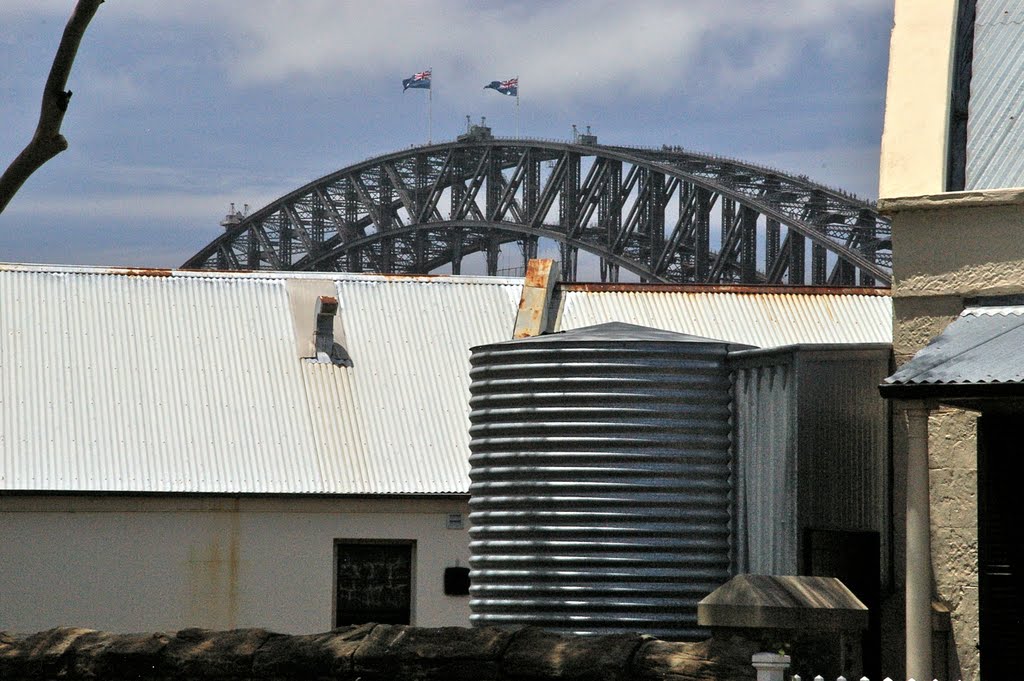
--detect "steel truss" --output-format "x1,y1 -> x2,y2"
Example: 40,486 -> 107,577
183,140 -> 891,286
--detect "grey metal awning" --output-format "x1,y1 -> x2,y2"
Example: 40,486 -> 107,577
881,303 -> 1024,404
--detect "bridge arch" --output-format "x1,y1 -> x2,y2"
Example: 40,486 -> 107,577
183,139 -> 891,286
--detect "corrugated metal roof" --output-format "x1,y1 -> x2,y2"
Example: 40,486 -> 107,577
884,305 -> 1024,388
1,265 -> 893,495
0,266 -> 521,495
966,0 -> 1024,189
324,276 -> 522,494
556,289 -> 892,348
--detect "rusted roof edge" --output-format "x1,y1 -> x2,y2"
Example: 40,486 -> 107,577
558,282 -> 891,296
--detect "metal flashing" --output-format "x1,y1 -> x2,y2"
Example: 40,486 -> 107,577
728,342 -> 892,367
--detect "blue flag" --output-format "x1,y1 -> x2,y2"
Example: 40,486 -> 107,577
484,77 -> 518,97
403,70 -> 432,90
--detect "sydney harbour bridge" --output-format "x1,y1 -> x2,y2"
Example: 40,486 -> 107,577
183,130 -> 891,286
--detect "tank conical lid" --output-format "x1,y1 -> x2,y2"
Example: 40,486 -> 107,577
505,321 -> 736,345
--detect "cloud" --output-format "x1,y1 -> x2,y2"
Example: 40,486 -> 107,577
0,0 -> 890,271
77,69 -> 147,105
0,0 -> 75,15
1,189 -> 278,223
187,1 -> 886,99
751,144 -> 883,199
9,1 -> 889,103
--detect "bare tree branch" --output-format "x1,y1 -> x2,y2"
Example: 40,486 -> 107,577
0,0 -> 104,215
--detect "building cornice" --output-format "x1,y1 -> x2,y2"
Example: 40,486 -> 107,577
879,187 -> 1024,214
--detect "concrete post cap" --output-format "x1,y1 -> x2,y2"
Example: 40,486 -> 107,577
751,652 -> 791,668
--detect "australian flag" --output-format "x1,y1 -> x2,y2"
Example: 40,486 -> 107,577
485,77 -> 518,97
403,70 -> 432,90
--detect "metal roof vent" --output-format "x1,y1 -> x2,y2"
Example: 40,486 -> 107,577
313,296 -> 351,366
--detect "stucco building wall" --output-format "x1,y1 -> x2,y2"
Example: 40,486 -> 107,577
876,2 -> 1017,679
882,186 -> 1024,681
0,495 -> 472,634
878,0 -> 958,199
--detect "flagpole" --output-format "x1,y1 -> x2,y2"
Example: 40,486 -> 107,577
515,75 -> 520,138
428,66 -> 433,144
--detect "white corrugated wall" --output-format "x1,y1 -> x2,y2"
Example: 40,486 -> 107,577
732,360 -> 798,575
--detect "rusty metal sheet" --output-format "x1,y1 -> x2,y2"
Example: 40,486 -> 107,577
560,282 -> 891,296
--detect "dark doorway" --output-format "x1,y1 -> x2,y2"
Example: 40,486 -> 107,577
804,528 -> 882,680
977,415 -> 1024,675
335,541 -> 414,626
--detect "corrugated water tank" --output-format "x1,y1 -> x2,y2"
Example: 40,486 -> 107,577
468,322 -> 747,640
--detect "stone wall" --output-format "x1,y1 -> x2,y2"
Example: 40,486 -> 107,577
0,625 -> 758,681
926,407 -> 979,679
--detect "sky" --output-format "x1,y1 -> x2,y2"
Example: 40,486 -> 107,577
0,0 -> 893,270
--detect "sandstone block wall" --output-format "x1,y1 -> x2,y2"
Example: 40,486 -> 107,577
880,194 -> 1015,681
0,625 -> 759,681
927,407 -> 979,679
891,296 -> 978,680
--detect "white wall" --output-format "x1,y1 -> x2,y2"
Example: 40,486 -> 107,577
0,495 -> 471,634
878,0 -> 958,198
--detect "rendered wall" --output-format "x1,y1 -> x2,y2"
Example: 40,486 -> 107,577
878,189 -> 1024,681
890,192 -> 1024,296
0,495 -> 471,634
878,0 -> 958,198
877,0 -> 1011,677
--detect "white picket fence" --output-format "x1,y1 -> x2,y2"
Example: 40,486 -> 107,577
790,677 -> 948,681
752,652 -> 960,681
